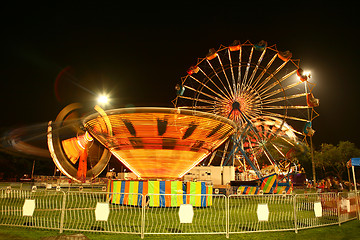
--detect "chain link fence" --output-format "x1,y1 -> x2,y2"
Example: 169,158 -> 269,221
0,188 -> 359,238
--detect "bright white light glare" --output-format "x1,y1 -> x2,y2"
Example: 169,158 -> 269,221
296,70 -> 312,81
303,71 -> 311,77
97,94 -> 109,105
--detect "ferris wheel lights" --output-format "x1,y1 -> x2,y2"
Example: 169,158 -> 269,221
304,71 -> 311,78
277,50 -> 292,61
306,93 -> 319,107
206,48 -> 218,60
229,40 -> 241,51
175,84 -> 185,96
187,66 -> 199,75
254,40 -> 268,51
297,68 -> 311,82
174,40 -> 319,175
303,121 -> 315,137
229,45 -> 241,51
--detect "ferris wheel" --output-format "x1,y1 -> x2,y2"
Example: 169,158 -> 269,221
173,40 -> 319,175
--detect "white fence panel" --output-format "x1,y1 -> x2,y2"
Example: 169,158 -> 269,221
0,189 -> 64,230
143,194 -> 227,236
295,192 -> 338,229
228,194 -> 295,233
62,192 -> 143,234
338,191 -> 358,223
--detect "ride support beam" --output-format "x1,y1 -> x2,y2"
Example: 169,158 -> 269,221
77,147 -> 88,183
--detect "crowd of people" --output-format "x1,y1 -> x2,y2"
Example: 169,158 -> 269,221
307,177 -> 355,193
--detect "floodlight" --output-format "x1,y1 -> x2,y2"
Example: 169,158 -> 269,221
97,94 -> 109,105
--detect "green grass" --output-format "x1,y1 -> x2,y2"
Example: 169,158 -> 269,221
0,192 -> 346,234
0,220 -> 360,239
1,188 -> 358,239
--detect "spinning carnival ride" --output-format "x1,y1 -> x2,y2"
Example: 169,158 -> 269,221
173,40 -> 319,183
47,106 -> 235,204
47,106 -> 236,182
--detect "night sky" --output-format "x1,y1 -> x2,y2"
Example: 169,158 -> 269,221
0,2 -> 359,151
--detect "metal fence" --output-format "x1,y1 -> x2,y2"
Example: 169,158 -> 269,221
338,191 -> 358,224
295,192 -> 339,230
144,194 -> 227,236
228,194 -> 295,233
0,189 -> 359,238
0,189 -> 65,231
63,192 -> 143,234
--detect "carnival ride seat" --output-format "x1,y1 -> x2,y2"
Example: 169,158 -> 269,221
307,93 -> 319,107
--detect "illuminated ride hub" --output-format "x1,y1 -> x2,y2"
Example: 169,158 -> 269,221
47,105 -> 236,183
83,107 -> 236,179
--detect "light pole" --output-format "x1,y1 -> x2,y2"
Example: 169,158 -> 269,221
310,134 -> 316,185
302,71 -> 316,185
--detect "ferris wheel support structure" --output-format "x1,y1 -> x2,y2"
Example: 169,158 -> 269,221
222,110 -> 279,178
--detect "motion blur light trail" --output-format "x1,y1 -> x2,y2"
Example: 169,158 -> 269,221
0,123 -> 50,158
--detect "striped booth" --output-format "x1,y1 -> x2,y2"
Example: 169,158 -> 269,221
260,173 -> 277,194
274,182 -> 293,194
107,180 -> 213,207
108,180 -> 147,206
237,186 -> 259,195
148,180 -> 185,207
236,174 -> 279,195
185,182 -> 213,207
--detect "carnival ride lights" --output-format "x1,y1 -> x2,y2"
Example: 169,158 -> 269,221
240,116 -> 298,172
173,40 -> 319,177
48,106 -> 236,181
47,103 -> 112,182
84,107 -> 236,179
46,39 -> 319,183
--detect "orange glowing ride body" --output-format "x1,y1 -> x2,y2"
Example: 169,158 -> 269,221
76,146 -> 88,182
83,108 -> 236,180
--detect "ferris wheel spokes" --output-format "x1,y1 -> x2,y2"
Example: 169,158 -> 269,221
261,92 -> 307,105
240,46 -> 254,94
205,58 -> 233,99
197,66 -> 232,101
245,47 -> 267,92
227,48 -> 236,92
215,54 -> 234,97
258,69 -> 298,97
188,74 -> 228,101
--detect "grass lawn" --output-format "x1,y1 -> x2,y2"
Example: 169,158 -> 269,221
0,220 -> 359,240
1,187 -> 358,239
